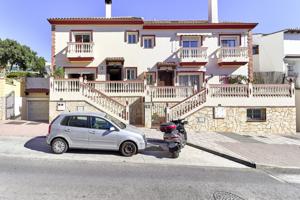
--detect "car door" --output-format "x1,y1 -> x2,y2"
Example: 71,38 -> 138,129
88,116 -> 119,150
63,115 -> 89,148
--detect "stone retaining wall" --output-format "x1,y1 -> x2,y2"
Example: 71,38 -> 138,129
185,107 -> 296,135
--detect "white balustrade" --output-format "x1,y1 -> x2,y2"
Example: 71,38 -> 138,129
217,47 -> 248,63
51,79 -> 80,93
87,81 -> 145,95
67,42 -> 94,57
168,89 -> 207,120
180,47 -> 208,59
209,84 -> 249,97
219,47 -> 248,58
150,86 -> 194,101
253,84 -> 291,97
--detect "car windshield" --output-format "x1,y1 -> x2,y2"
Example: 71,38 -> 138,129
105,115 -> 126,129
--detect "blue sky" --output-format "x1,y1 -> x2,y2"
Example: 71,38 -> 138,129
0,0 -> 299,61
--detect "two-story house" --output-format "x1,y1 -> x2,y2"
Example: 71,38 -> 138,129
253,29 -> 300,86
49,0 -> 296,134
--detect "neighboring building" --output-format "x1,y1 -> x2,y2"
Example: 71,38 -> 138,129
48,0 -> 296,134
253,29 -> 300,86
0,77 -> 49,122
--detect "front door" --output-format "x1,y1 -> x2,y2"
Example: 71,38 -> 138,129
158,71 -> 174,86
88,116 -> 119,150
107,65 -> 123,81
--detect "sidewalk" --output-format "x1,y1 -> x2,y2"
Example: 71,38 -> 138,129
188,131 -> 300,169
0,120 -> 48,137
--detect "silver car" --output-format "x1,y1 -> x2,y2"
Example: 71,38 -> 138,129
46,112 -> 147,157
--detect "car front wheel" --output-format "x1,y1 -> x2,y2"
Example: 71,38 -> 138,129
51,138 -> 68,154
120,141 -> 137,157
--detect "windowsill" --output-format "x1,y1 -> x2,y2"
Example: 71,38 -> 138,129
246,120 -> 267,123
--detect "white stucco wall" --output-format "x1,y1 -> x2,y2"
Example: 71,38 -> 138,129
54,25 -> 250,82
256,32 -> 285,72
284,33 -> 300,55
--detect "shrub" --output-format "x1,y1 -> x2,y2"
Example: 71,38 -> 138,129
52,67 -> 64,79
6,71 -> 38,79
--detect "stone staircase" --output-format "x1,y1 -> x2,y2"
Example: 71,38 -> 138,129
167,89 -> 207,121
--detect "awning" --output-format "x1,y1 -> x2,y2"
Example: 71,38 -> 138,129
284,54 -> 300,59
105,57 -> 125,65
157,62 -> 177,68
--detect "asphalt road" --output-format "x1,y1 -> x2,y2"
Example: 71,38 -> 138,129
1,157 -> 300,200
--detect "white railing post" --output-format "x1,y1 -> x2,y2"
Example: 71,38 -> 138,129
125,101 -> 130,121
49,77 -> 54,93
79,76 -> 84,94
166,104 -> 171,122
291,82 -> 295,98
248,82 -> 253,98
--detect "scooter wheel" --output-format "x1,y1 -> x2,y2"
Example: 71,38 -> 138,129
172,151 -> 180,159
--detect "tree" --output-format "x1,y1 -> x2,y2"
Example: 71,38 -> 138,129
0,39 -> 46,75
52,67 -> 64,79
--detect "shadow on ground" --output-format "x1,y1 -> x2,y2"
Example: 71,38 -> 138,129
24,136 -> 173,159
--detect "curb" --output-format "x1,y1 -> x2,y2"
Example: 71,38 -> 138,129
187,142 -> 257,168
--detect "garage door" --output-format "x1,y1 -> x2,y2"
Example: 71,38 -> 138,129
28,101 -> 49,122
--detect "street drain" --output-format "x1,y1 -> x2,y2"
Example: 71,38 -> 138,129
213,191 -> 246,200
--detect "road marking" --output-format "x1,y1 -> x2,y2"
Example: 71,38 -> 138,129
267,173 -> 286,183
272,174 -> 300,184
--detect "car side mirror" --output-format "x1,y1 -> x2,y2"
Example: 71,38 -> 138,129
110,127 -> 116,131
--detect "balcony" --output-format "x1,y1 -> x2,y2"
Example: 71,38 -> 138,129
67,42 -> 94,62
179,47 -> 208,66
217,47 -> 249,66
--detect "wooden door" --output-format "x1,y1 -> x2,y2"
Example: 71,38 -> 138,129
158,71 -> 174,86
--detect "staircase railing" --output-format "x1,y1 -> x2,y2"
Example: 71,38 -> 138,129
167,89 -> 207,121
81,83 -> 129,123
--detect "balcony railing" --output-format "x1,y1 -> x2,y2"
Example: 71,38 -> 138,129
87,80 -> 145,96
67,42 -> 94,58
217,47 -> 249,64
149,86 -> 194,102
180,47 -> 208,63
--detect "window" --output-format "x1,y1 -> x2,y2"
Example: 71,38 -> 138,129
74,34 -> 91,43
146,72 -> 156,85
66,116 -> 88,128
128,33 -> 138,44
247,109 -> 266,122
253,45 -> 259,55
106,114 -> 126,129
90,117 -> 112,130
60,116 -> 70,126
287,65 -> 296,77
125,68 -> 137,80
220,35 -> 240,47
182,40 -> 199,48
142,36 -> 155,48
125,31 -> 139,44
178,75 -> 200,87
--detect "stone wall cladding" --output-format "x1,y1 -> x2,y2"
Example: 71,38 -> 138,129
186,107 -> 296,135
49,97 -> 145,125
49,101 -> 103,121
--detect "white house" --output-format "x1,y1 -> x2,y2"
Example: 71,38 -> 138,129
48,0 -> 296,134
253,29 -> 300,86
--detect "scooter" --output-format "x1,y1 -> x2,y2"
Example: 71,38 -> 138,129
160,119 -> 188,158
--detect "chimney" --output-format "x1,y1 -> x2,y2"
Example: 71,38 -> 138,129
105,0 -> 112,18
208,0 -> 219,23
